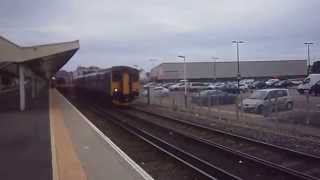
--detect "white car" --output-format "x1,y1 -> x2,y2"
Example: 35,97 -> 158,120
241,89 -> 293,114
168,83 -> 186,91
239,83 -> 249,91
297,74 -> 320,94
143,82 -> 157,88
151,87 -> 170,96
265,78 -> 280,87
208,82 -> 225,89
240,79 -> 255,85
188,82 -> 209,92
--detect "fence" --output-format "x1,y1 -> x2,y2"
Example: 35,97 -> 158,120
136,88 -> 320,137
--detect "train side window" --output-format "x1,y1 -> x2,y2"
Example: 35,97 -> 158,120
112,71 -> 122,81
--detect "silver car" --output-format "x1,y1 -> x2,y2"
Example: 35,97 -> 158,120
241,89 -> 293,114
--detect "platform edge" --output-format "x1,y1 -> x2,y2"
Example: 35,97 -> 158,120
55,90 -> 154,180
50,89 -> 59,180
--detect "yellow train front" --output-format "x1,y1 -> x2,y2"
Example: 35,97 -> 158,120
110,66 -> 140,105
74,66 -> 140,106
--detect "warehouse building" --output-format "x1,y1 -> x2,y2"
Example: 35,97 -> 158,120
150,60 -> 307,81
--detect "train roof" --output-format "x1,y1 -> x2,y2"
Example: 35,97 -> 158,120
75,66 -> 138,79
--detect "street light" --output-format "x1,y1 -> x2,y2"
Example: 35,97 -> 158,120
304,42 -> 314,76
232,40 -> 246,88
178,55 -> 187,108
212,57 -> 219,81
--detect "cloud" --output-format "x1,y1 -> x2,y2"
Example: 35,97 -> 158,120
1,0 -> 320,71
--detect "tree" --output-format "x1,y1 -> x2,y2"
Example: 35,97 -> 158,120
311,61 -> 320,74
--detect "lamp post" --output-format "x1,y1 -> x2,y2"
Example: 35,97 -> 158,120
178,55 -> 187,108
212,57 -> 219,81
232,41 -> 246,88
304,42 -> 313,76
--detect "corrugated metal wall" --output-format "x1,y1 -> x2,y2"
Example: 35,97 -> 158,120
152,60 -> 307,80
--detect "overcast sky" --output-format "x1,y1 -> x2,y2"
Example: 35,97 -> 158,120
1,0 -> 320,71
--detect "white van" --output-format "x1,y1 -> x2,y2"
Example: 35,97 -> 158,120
297,74 -> 320,94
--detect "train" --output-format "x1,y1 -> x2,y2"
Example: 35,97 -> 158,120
74,66 -> 140,105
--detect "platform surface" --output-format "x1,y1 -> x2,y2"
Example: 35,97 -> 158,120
50,89 -> 153,180
0,90 -> 52,180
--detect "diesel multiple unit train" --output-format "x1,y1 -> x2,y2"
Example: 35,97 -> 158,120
74,66 -> 140,105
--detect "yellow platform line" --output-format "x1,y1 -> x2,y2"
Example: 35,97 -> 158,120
50,89 -> 87,180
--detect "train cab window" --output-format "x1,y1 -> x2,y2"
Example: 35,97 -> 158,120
131,73 -> 139,81
112,71 -> 122,81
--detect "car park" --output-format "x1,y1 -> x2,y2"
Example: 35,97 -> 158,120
192,90 -> 237,106
241,89 -> 293,114
188,82 -> 210,92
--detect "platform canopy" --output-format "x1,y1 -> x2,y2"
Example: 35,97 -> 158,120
0,36 -> 79,78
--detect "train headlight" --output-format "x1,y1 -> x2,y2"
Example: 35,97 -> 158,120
114,88 -> 118,92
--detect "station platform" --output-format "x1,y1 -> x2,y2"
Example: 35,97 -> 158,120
0,89 -> 52,180
0,89 -> 153,180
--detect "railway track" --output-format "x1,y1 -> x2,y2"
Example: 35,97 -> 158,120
89,103 -> 319,180
123,106 -> 320,180
89,105 -> 240,180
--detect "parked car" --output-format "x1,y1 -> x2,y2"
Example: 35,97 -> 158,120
239,83 -> 249,92
141,89 -> 148,96
250,80 -> 267,89
143,82 -> 157,89
208,82 -> 225,90
273,80 -> 293,88
265,78 -> 280,87
151,87 -> 170,96
162,83 -> 175,88
310,80 -> 320,96
297,74 -> 320,94
168,82 -> 185,91
241,89 -> 293,114
290,80 -> 303,86
240,79 -> 255,85
192,90 -> 237,106
188,82 -> 210,92
220,83 -> 240,94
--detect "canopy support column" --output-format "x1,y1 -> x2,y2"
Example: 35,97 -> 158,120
19,64 -> 26,111
32,77 -> 36,99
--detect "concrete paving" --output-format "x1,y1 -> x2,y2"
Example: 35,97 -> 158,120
0,89 -> 52,180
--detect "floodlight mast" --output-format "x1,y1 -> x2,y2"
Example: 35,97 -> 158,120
178,55 -> 187,107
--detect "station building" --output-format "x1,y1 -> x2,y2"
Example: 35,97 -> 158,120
150,60 -> 307,82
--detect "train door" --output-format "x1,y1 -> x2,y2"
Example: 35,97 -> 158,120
122,71 -> 130,95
